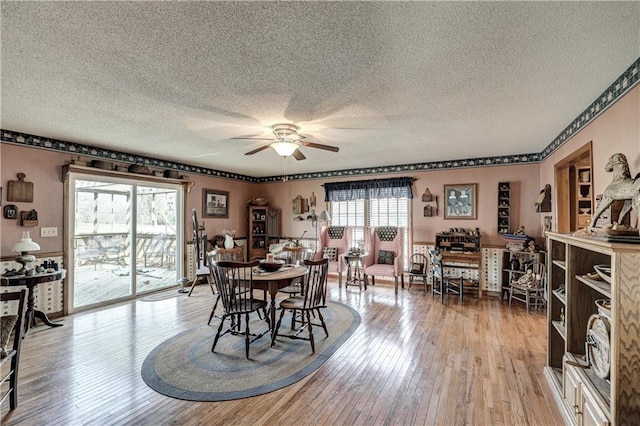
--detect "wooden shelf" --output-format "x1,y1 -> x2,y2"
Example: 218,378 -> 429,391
552,289 -> 566,305
500,249 -> 544,299
248,206 -> 270,260
545,232 -> 640,424
575,274 -> 612,298
552,321 -> 566,340
497,182 -> 510,234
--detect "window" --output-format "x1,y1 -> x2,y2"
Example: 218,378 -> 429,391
325,177 -> 413,269
330,199 -> 366,248
330,197 -> 410,267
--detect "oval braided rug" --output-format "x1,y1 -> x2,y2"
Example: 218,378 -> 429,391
141,301 -> 360,401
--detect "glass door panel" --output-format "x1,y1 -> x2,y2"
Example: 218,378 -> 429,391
70,175 -> 183,312
73,179 -> 133,308
135,186 -> 179,293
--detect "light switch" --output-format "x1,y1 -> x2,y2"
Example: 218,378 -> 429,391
41,227 -> 58,237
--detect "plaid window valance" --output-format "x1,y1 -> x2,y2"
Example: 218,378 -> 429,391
324,177 -> 414,202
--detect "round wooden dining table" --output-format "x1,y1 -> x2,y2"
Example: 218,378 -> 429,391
252,265 -> 307,336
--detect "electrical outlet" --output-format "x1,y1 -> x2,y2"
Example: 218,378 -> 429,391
41,227 -> 58,237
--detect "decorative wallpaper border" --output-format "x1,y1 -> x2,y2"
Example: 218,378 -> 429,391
539,56 -> 640,160
260,153 -> 543,182
2,58 -> 638,183
0,130 -> 257,183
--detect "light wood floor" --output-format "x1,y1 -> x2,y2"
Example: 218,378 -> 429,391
2,277 -> 561,425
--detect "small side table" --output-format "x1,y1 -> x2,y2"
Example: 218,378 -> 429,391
2,269 -> 66,335
344,253 -> 366,290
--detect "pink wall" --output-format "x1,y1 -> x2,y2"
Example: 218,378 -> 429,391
0,144 -> 261,255
1,146 -> 67,254
2,83 -> 637,256
539,85 -> 640,230
259,165 -> 542,247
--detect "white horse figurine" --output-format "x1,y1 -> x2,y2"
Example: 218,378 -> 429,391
589,153 -> 640,228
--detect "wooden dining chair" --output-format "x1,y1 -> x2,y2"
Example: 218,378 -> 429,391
429,249 -> 464,304
279,246 -> 314,297
271,258 -> 329,354
206,247 -> 245,325
1,288 -> 28,410
408,253 -> 430,294
209,260 -> 270,359
509,262 -> 546,314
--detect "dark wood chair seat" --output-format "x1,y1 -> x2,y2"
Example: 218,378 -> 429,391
271,258 -> 329,354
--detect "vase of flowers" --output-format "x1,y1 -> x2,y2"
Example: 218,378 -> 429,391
221,229 -> 236,249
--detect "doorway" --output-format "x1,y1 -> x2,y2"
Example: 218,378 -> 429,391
67,173 -> 183,312
554,142 -> 593,233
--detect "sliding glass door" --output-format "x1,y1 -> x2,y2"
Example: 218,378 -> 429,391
68,174 -> 183,311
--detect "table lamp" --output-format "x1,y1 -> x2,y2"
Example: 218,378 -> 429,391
12,231 -> 41,275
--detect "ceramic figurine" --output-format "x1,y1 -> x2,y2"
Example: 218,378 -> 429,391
590,153 -> 640,230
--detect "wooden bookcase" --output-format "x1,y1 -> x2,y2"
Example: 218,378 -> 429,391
498,182 -> 511,234
544,233 -> 640,424
247,205 -> 269,260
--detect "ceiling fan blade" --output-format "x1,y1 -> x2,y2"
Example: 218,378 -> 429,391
231,136 -> 274,141
245,145 -> 272,155
293,149 -> 306,161
300,141 -> 339,152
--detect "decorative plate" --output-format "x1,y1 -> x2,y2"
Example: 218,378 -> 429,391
586,314 -> 610,380
593,265 -> 612,284
595,299 -> 611,321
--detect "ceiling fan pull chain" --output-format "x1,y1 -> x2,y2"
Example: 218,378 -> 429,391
282,157 -> 288,182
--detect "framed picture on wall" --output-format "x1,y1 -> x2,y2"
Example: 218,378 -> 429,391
444,183 -> 477,220
203,189 -> 229,218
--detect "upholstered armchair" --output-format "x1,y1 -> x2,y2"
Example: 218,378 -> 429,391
362,226 -> 405,293
314,226 -> 352,286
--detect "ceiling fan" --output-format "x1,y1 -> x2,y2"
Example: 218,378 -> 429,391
237,123 -> 339,161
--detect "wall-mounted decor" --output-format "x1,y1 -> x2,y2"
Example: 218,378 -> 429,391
535,183 -> 552,212
20,209 -> 38,227
292,195 -> 308,215
444,183 -> 477,220
309,192 -> 316,207
498,182 -> 511,234
421,188 -> 433,202
421,187 -> 439,217
202,189 -> 229,218
3,204 -> 18,219
7,172 -> 34,202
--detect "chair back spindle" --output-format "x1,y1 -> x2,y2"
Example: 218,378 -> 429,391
303,258 -> 329,308
210,260 -> 259,315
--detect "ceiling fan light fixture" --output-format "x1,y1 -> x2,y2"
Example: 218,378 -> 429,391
271,141 -> 298,157
271,123 -> 299,140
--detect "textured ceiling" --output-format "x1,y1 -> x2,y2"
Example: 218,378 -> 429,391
1,2 -> 639,177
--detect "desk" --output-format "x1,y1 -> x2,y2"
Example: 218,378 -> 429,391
252,266 -> 307,336
440,252 -> 483,298
344,254 -> 366,290
2,270 -> 66,333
